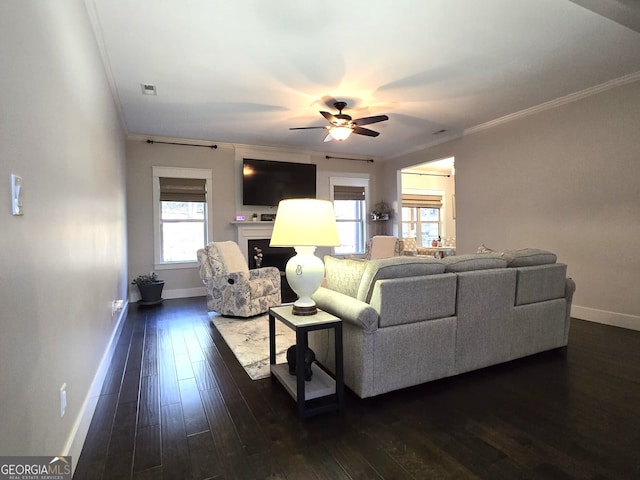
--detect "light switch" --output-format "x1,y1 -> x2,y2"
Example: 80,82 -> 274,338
11,174 -> 23,216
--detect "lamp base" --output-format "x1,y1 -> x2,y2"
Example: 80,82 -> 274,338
292,304 -> 317,316
285,246 -> 324,317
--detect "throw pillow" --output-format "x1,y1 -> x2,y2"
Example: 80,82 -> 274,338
503,248 -> 557,267
443,254 -> 508,272
476,243 -> 504,256
323,256 -> 368,298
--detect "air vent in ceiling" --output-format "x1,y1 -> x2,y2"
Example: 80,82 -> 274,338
141,83 -> 157,95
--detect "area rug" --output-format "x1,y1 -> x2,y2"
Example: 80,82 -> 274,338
210,313 -> 296,380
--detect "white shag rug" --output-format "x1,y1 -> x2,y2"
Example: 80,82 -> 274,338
210,313 -> 296,380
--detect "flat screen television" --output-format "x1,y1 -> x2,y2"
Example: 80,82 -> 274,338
242,158 -> 317,207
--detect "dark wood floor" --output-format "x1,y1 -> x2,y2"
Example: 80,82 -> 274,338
74,297 -> 640,479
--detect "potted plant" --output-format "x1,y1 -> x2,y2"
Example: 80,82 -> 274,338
132,272 -> 165,305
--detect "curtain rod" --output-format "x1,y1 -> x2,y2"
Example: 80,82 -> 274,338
325,155 -> 374,163
403,171 -> 451,178
147,139 -> 218,149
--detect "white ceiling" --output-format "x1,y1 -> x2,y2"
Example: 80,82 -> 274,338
89,0 -> 640,160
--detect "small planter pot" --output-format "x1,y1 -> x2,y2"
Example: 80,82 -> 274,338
137,281 -> 165,306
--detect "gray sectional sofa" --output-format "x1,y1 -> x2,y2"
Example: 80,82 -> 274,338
309,249 -> 576,398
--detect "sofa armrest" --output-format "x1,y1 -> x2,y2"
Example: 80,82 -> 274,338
312,287 -> 379,333
565,277 -> 576,303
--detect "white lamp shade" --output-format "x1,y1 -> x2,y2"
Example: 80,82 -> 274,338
270,199 -> 340,247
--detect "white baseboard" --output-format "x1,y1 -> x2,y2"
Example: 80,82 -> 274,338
163,287 -> 206,299
62,301 -> 129,474
571,305 -> 640,331
129,286 -> 206,302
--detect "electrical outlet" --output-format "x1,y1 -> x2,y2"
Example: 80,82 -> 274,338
111,299 -> 124,316
11,174 -> 23,216
60,383 -> 67,417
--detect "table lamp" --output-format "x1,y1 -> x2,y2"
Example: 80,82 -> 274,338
270,198 -> 340,315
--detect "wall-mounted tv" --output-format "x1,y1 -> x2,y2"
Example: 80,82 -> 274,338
242,158 -> 317,207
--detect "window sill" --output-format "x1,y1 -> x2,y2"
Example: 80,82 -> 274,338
154,261 -> 199,271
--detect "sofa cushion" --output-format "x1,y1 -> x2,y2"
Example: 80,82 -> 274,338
504,248 -> 557,267
357,257 -> 445,303
323,256 -> 369,298
442,254 -> 507,272
514,263 -> 567,305
370,274 -> 457,327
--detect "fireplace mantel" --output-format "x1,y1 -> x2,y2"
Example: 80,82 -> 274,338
232,221 -> 275,263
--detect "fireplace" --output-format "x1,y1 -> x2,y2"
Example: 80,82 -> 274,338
248,239 -> 296,303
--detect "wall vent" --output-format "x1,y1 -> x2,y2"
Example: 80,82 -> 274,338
141,83 -> 157,95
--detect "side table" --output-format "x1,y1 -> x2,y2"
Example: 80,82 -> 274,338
269,305 -> 344,419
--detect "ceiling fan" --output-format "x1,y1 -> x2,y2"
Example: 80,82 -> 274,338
290,101 -> 389,142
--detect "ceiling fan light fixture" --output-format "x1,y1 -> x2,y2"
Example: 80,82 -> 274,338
330,126 -> 353,141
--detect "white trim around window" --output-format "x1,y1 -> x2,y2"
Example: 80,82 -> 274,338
152,166 -> 213,270
329,175 -> 370,255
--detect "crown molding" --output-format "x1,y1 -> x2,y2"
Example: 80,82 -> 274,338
464,71 -> 640,135
84,0 -> 128,134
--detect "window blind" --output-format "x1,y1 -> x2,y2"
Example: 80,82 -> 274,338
334,185 -> 365,201
402,194 -> 442,208
159,177 -> 207,202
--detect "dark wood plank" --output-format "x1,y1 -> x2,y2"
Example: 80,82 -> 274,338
101,400 -> 137,479
72,393 -> 118,479
138,374 -> 159,428
133,424 -> 161,473
141,321 -> 158,377
186,431 -> 222,480
157,325 -> 181,406
160,402 -> 191,479
178,377 -> 209,436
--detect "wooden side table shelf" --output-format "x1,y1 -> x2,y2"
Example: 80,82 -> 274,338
269,305 -> 344,419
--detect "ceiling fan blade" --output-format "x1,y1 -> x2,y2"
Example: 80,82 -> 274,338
352,114 -> 389,126
352,126 -> 380,137
289,126 -> 329,130
320,111 -> 338,124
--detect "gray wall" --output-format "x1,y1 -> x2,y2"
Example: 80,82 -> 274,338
126,138 -> 384,299
384,79 -> 640,330
0,0 -> 127,461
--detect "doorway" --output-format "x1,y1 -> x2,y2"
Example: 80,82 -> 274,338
398,157 -> 456,251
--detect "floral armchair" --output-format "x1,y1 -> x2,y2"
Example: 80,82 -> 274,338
197,241 -> 281,317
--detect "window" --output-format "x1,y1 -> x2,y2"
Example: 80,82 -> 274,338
152,167 -> 212,268
401,194 -> 442,246
330,177 -> 369,255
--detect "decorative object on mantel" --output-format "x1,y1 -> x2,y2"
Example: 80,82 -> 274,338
370,201 -> 391,221
270,199 -> 340,315
253,247 -> 263,268
131,272 -> 164,306
252,213 -> 259,221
